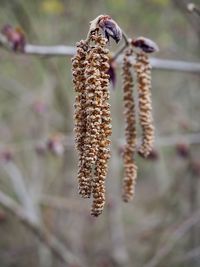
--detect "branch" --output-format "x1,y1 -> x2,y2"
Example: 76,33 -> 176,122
41,194 -> 88,212
143,210 -> 200,267
118,132 -> 200,149
0,190 -> 82,266
0,32 -> 200,73
172,0 -> 200,38
174,246 -> 200,263
187,3 -> 200,17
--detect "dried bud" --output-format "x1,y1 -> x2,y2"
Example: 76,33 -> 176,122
98,15 -> 122,43
176,143 -> 190,158
89,15 -> 122,43
47,133 -> 65,156
145,148 -> 159,161
1,25 -> 26,51
132,37 -> 159,54
0,149 -> 13,162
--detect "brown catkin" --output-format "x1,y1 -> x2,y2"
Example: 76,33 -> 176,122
135,52 -> 154,158
72,40 -> 92,198
90,32 -> 111,216
122,49 -> 138,202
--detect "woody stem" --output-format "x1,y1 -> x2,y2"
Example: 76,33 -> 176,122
111,31 -> 131,62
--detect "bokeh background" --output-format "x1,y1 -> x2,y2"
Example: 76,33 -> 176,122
0,0 -> 200,267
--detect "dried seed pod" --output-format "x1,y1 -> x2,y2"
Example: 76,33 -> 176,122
134,52 -> 154,158
121,49 -> 138,202
90,32 -> 112,216
72,40 -> 92,198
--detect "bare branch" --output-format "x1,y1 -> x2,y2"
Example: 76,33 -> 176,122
41,194 -> 88,212
174,246 -> 200,263
172,0 -> 200,38
143,210 -> 200,267
187,3 -> 200,17
118,132 -> 200,149
0,32 -> 200,73
0,190 -> 82,266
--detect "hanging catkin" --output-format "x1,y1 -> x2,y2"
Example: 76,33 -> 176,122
90,32 -> 111,216
134,52 -> 154,158
72,40 -> 92,198
122,48 -> 138,202
72,15 -> 122,215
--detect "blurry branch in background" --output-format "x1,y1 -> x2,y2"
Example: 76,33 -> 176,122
172,0 -> 200,38
117,133 -> 200,149
143,209 -> 200,267
0,32 -> 200,73
187,3 -> 200,17
1,133 -> 200,158
0,190 -> 82,266
41,194 -> 88,212
106,153 -> 130,266
2,161 -> 41,225
174,246 -> 200,264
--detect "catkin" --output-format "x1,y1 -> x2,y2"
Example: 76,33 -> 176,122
122,49 -> 138,202
72,40 -> 92,198
90,32 -> 111,216
134,53 -> 154,158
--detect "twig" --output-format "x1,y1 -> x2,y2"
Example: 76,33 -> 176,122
112,31 -> 130,61
143,210 -> 200,267
41,194 -> 88,212
174,246 -> 200,263
118,132 -> 200,149
188,3 -> 200,17
106,152 -> 130,266
172,0 -> 200,38
1,133 -> 200,158
0,33 -> 200,73
0,190 -> 82,266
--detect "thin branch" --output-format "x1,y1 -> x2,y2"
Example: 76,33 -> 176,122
172,0 -> 200,38
112,42 -> 129,62
143,210 -> 200,267
112,31 -> 130,61
1,133 -> 200,159
187,3 -> 200,17
25,44 -> 76,56
118,132 -> 200,149
106,153 -> 130,266
174,246 -> 200,263
0,32 -> 200,73
0,190 -> 82,266
41,194 -> 88,212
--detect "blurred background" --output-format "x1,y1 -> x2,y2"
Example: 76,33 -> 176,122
0,0 -> 200,267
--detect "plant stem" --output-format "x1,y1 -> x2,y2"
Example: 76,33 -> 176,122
111,31 -> 130,62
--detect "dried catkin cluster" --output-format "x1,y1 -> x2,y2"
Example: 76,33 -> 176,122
121,37 -> 158,202
122,48 -> 138,202
72,16 -> 158,215
72,15 -> 122,216
134,52 -> 154,158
